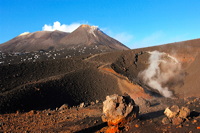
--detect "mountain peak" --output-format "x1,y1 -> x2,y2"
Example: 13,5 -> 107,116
78,24 -> 99,38
80,24 -> 98,30
80,24 -> 96,28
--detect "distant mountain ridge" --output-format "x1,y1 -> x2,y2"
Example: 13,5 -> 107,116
0,25 -> 129,52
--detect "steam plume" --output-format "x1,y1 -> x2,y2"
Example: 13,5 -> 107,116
139,51 -> 181,97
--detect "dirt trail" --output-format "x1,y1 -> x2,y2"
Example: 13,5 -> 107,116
84,52 -> 108,62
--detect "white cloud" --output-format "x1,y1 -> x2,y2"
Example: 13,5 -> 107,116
42,21 -> 81,32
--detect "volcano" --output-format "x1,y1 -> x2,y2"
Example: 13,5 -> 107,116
0,25 -> 129,52
59,25 -> 129,50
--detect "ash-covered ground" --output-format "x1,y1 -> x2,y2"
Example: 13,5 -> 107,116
0,40 -> 200,132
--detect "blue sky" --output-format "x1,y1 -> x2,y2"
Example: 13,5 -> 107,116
0,0 -> 200,49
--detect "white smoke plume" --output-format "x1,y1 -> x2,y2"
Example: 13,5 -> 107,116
139,51 -> 181,97
42,21 -> 81,32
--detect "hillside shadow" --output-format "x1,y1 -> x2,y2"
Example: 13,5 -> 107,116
75,122 -> 107,133
139,110 -> 165,120
0,66 -> 120,114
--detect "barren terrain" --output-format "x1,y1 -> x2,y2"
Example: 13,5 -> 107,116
0,38 -> 200,132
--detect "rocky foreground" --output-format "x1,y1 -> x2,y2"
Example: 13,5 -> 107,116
0,96 -> 199,133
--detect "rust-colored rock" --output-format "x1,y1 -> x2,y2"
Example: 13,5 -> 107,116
172,117 -> 184,125
105,126 -> 120,133
179,107 -> 190,119
164,105 -> 179,118
102,94 -> 139,127
162,117 -> 171,125
163,105 -> 190,125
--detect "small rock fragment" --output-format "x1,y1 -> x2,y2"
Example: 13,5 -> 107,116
28,110 -> 36,115
135,97 -> 151,107
135,124 -> 139,128
162,117 -> 171,125
185,124 -> 189,126
90,101 -> 95,105
178,124 -> 182,128
16,110 -> 20,114
59,104 -> 69,111
47,113 -> 51,116
179,107 -> 190,119
79,102 -> 85,108
94,120 -> 98,124
172,117 -> 183,125
193,119 -> 197,123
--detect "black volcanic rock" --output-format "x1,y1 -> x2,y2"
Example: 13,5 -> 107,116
0,25 -> 129,52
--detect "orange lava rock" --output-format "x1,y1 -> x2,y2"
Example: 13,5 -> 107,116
105,126 -> 120,133
135,124 -> 139,128
107,118 -> 126,127
193,119 -> 197,123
